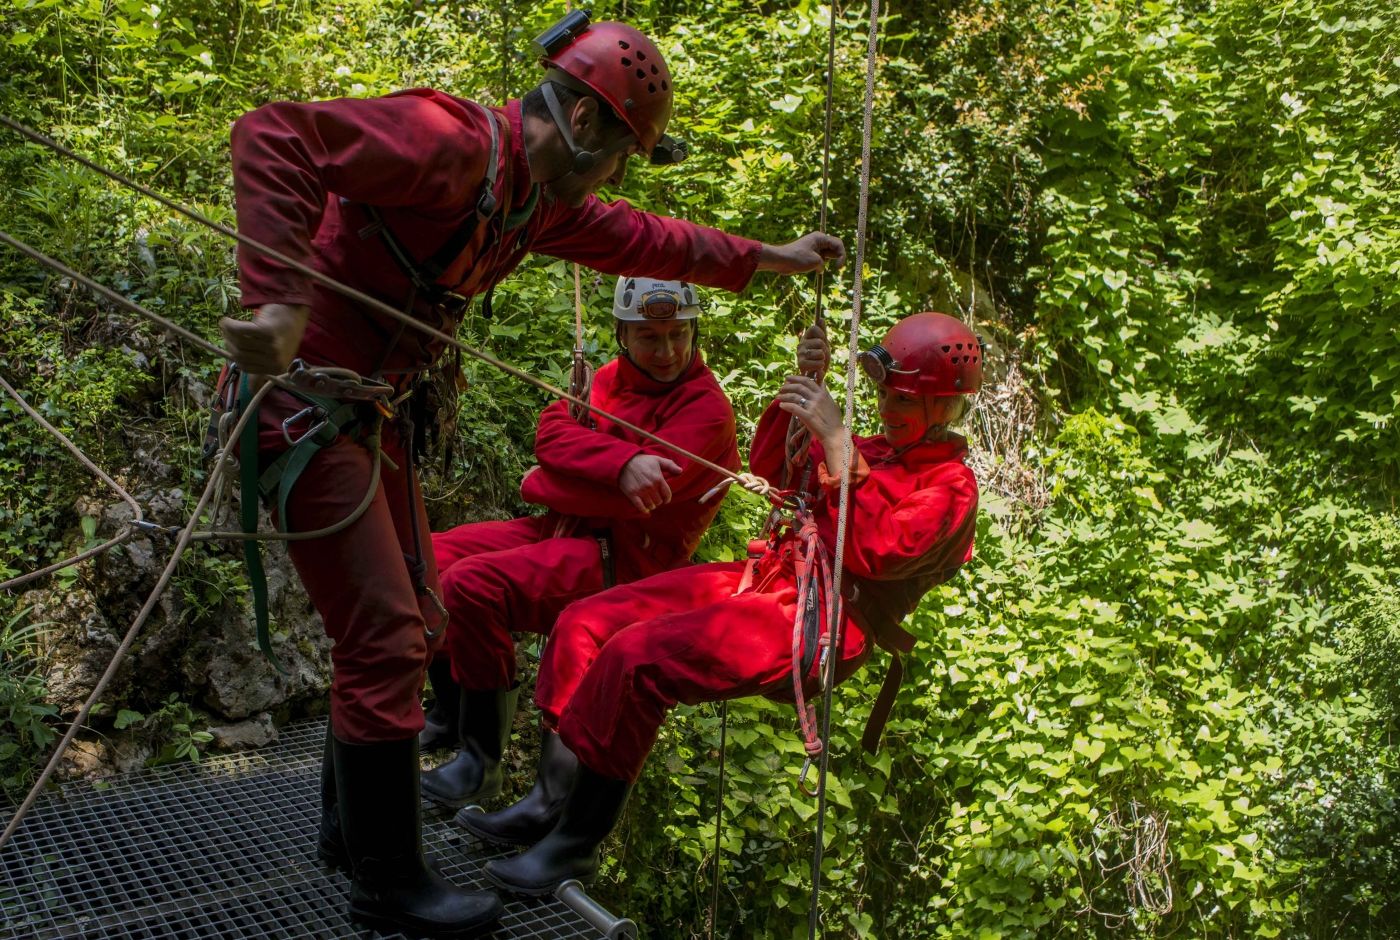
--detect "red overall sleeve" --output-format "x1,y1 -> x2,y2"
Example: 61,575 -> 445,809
530,384 -> 736,506
534,400 -> 645,487
520,466 -> 640,519
832,460 -> 979,582
530,197 -> 762,294
231,91 -> 491,307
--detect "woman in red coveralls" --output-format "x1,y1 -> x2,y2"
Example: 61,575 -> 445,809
420,278 -> 740,812
475,312 -> 984,896
218,12 -> 844,936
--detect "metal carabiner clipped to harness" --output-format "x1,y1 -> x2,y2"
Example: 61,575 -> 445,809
281,405 -> 328,447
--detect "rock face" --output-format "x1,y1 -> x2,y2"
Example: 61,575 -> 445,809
207,712 -> 279,751
28,483 -> 334,781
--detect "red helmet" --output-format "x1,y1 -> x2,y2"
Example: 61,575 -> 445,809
858,312 -> 985,396
541,21 -> 673,155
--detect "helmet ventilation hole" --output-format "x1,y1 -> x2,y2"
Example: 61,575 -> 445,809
618,40 -> 630,50
648,82 -> 656,93
650,64 -> 659,75
621,56 -> 631,66
636,50 -> 647,61
636,68 -> 646,79
661,80 -> 669,91
941,345 -> 951,353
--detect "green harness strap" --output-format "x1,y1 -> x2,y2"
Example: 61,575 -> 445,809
237,375 -> 361,673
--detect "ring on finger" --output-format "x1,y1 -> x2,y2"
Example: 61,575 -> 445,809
799,396 -> 809,407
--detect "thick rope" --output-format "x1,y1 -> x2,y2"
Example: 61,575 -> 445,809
808,0 -> 880,935
0,116 -> 775,500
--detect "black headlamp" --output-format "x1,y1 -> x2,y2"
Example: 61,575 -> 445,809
858,345 -> 917,385
533,9 -> 592,57
650,135 -> 688,165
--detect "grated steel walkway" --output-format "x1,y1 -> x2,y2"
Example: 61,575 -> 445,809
0,719 -> 622,939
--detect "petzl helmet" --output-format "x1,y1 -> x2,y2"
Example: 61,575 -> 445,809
858,312 -> 985,396
536,14 -> 675,158
613,277 -> 701,321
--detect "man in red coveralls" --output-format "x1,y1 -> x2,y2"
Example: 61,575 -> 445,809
218,11 -> 844,936
475,313 -> 984,895
419,277 -> 739,813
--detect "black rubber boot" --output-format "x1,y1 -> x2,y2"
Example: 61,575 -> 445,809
317,724 -> 349,870
421,685 -> 519,809
419,655 -> 461,751
334,734 -> 502,936
482,763 -> 631,896
457,729 -> 578,846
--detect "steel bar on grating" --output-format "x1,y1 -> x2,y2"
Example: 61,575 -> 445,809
0,718 -> 622,940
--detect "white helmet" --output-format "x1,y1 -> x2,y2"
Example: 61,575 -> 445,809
612,277 -> 701,322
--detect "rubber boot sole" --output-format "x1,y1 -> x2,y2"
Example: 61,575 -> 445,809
455,805 -> 555,847
481,857 -> 596,898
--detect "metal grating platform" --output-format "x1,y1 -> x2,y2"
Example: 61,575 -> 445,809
0,719 -> 610,939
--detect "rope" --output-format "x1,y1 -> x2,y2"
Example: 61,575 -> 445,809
808,0 -> 880,935
0,379 -> 273,852
567,262 -> 592,424
780,0 -> 841,493
0,116 -> 774,501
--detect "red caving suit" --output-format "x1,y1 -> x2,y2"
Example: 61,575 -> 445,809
430,351 -> 740,691
535,398 -> 981,782
232,90 -> 761,743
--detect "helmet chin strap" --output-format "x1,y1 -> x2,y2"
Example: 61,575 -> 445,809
540,82 -> 631,178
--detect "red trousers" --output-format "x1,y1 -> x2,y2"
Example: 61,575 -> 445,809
259,390 -> 442,744
537,559 -> 871,783
432,517 -> 606,691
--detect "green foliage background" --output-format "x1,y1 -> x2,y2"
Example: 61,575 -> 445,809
1,0 -> 1397,936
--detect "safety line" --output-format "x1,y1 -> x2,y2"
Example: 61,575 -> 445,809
808,0 -> 880,935
0,115 -> 769,500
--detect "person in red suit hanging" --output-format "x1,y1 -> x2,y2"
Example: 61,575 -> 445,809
219,10 -> 844,936
419,277 -> 740,814
468,311 -> 984,896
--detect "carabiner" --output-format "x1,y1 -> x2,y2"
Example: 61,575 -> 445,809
423,587 -> 450,640
282,405 -> 328,447
798,756 -> 822,798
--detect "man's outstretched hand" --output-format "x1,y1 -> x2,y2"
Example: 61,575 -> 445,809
757,233 -> 846,275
